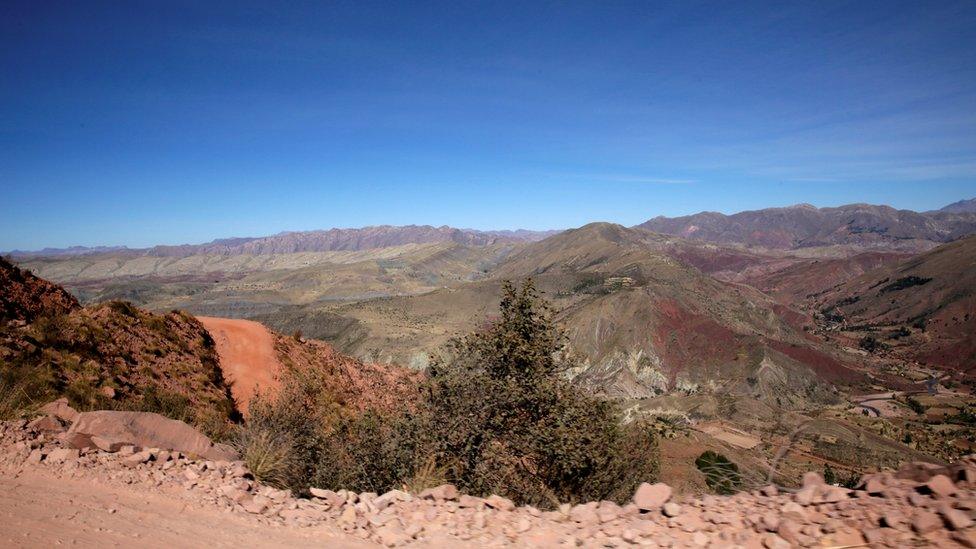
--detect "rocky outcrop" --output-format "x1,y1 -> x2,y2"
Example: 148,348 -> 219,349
0,256 -> 79,322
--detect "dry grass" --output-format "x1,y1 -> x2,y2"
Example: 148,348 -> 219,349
0,379 -> 40,420
232,426 -> 298,488
400,454 -> 449,494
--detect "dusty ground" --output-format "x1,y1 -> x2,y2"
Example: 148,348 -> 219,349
197,316 -> 282,413
0,467 -> 374,548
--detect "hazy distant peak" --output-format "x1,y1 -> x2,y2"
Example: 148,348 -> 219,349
939,198 -> 976,214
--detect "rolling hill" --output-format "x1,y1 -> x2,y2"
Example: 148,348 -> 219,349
307,223 -> 861,404
814,235 -> 976,374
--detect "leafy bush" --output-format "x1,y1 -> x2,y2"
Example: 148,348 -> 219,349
695,451 -> 742,495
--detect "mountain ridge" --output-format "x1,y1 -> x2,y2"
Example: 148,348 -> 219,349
7,225 -> 560,258
636,200 -> 976,250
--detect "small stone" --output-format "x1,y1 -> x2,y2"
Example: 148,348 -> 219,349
633,482 -> 672,511
484,494 -> 515,512
419,484 -> 458,501
912,510 -> 942,534
46,448 -> 79,464
570,502 -> 600,525
794,486 -> 816,506
762,533 -> 791,549
28,416 -> 65,433
123,450 -> 152,466
880,511 -> 906,530
458,494 -> 483,508
242,497 -> 268,514
865,476 -> 887,495
940,504 -> 974,530
91,436 -> 127,453
662,502 -> 682,517
777,519 -> 802,545
953,530 -> 976,548
923,474 -> 958,498
760,485 -> 778,497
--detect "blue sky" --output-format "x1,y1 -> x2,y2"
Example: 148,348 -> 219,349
2,1 -> 975,250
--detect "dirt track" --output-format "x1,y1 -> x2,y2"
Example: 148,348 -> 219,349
0,468 -> 374,548
196,316 -> 282,414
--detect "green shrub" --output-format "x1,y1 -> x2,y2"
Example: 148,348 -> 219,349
418,279 -> 659,507
696,451 -> 742,495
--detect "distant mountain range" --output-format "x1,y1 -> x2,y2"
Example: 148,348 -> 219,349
8,226 -> 560,258
9,198 -> 974,257
637,200 -> 976,250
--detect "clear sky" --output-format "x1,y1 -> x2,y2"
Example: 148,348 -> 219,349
2,1 -> 975,250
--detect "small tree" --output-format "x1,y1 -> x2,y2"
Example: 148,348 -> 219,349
421,279 -> 658,506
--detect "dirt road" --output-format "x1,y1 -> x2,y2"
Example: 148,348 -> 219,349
0,468 -> 374,548
196,316 -> 282,414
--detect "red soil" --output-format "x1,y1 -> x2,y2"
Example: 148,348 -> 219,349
196,316 -> 282,414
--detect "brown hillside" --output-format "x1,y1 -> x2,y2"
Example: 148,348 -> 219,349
816,236 -> 976,373
0,256 -> 79,323
317,223 -> 861,403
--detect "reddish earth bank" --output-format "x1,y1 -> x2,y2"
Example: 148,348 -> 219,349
197,316 -> 283,414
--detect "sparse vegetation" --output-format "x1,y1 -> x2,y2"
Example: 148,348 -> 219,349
232,280 -> 659,507
879,276 -> 932,294
858,335 -> 884,353
905,396 -> 926,415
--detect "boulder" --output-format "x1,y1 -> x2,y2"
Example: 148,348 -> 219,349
633,482 -> 672,511
65,410 -> 238,461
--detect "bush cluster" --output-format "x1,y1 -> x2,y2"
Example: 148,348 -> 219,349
236,280 -> 659,507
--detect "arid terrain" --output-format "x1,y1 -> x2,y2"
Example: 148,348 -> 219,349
4,199 -> 976,546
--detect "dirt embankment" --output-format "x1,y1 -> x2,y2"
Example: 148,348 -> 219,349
196,317 -> 282,414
